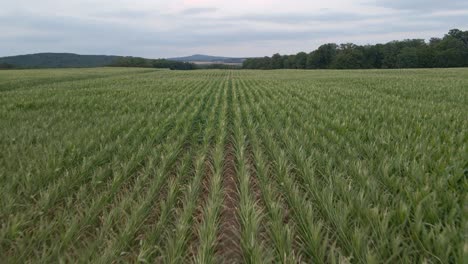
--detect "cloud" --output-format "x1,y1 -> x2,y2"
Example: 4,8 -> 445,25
94,10 -> 158,19
228,11 -> 381,24
373,0 -> 468,11
0,0 -> 467,57
0,12 -> 139,40
181,7 -> 218,15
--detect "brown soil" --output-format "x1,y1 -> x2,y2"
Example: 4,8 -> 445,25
216,143 -> 241,263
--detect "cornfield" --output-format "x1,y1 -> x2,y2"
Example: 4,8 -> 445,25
0,68 -> 466,263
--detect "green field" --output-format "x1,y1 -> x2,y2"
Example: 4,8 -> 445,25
0,68 -> 467,263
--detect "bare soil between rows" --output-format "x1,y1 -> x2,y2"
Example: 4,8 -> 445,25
216,143 -> 241,263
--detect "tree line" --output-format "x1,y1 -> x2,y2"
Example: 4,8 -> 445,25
243,29 -> 468,69
110,57 -> 245,70
0,63 -> 15,69
109,57 -> 196,70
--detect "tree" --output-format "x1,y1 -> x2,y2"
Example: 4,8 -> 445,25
282,55 -> 291,68
397,47 -> 420,68
429,37 -> 442,46
361,44 -> 384,69
110,57 -> 195,70
0,63 -> 15,69
241,29 -> 468,70
332,44 -> 365,69
419,47 -> 435,68
448,29 -> 468,46
433,38 -> 468,67
287,55 -> 297,69
260,57 -> 272,69
306,51 -> 317,69
313,44 -> 338,68
271,53 -> 283,69
295,52 -> 307,69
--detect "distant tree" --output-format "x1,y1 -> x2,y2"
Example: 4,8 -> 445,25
433,37 -> 468,67
332,43 -> 365,69
380,41 -> 399,68
242,58 -> 255,69
361,44 -> 384,69
282,55 -> 291,68
241,29 -> 468,70
313,44 -> 338,68
0,63 -> 15,69
295,52 -> 307,69
417,46 -> 435,68
287,55 -> 296,69
110,57 -> 195,70
397,47 -> 420,68
306,51 -> 317,69
447,29 -> 468,46
242,57 -> 272,69
271,53 -> 283,69
260,56 -> 272,69
382,39 -> 426,68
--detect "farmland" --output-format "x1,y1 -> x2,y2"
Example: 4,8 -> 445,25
0,68 -> 467,263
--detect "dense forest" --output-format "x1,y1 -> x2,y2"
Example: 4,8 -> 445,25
0,63 -> 15,69
109,57 -> 196,70
243,29 -> 468,69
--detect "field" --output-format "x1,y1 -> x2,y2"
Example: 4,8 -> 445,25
0,68 -> 466,263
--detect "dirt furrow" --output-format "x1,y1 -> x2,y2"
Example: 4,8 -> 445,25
216,143 -> 241,263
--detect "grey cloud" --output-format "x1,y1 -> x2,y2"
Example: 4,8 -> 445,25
373,0 -> 468,11
1,4 -> 467,58
181,7 -> 218,15
94,10 -> 158,19
1,13 -> 115,35
222,11 -> 382,25
0,12 -> 149,41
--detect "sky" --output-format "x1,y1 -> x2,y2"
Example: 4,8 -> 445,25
0,0 -> 467,58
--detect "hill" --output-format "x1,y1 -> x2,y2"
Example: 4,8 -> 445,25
168,54 -> 246,64
0,53 -> 246,68
0,53 -> 121,68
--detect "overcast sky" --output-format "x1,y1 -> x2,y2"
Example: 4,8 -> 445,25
1,0 -> 467,58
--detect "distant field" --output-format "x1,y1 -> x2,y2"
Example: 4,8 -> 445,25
0,68 -> 466,263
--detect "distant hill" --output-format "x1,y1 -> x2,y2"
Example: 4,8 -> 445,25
0,53 -> 247,68
0,53 -> 121,68
168,54 -> 246,64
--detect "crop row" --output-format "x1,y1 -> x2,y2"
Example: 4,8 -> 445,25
0,68 -> 466,263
